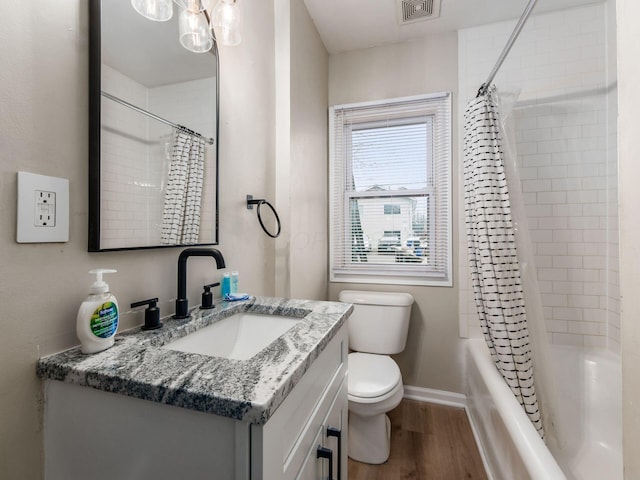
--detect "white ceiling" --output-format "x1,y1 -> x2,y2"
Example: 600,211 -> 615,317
303,0 -> 604,54
102,2 -> 217,88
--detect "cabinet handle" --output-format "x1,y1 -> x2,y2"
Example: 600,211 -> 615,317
316,445 -> 333,480
326,426 -> 342,480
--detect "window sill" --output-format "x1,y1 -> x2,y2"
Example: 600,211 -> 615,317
330,273 -> 452,287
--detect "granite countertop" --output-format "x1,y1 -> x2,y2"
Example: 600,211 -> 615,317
37,296 -> 352,425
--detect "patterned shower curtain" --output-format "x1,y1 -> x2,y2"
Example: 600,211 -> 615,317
161,129 -> 205,245
463,88 -> 544,439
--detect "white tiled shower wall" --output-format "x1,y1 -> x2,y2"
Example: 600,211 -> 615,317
101,65 -> 150,249
101,68 -> 216,249
458,3 -> 619,351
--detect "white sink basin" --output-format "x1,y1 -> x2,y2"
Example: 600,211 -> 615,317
165,312 -> 302,360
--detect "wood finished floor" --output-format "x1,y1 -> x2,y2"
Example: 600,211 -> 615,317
348,399 -> 488,480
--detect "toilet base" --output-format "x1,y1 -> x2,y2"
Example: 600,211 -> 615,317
348,412 -> 392,464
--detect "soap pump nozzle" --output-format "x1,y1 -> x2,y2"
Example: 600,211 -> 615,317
89,268 -> 117,294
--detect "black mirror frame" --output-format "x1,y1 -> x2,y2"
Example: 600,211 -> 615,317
88,0 -> 219,252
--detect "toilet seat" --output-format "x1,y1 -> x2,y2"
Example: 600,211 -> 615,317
348,352 -> 402,399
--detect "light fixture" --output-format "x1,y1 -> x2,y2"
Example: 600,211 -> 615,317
210,0 -> 242,47
179,1 -> 213,52
131,0 -> 173,22
131,0 -> 242,52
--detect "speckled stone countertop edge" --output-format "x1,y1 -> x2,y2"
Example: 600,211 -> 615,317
36,296 -> 353,425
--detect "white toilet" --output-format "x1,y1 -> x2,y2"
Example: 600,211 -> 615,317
339,290 -> 414,464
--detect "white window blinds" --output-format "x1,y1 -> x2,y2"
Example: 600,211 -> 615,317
329,93 -> 452,286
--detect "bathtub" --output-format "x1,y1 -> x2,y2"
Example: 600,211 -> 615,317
465,338 -> 622,480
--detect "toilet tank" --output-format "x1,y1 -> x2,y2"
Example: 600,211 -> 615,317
339,290 -> 414,355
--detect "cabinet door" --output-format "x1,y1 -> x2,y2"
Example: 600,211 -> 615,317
321,376 -> 348,480
295,427 -> 324,480
295,376 -> 348,480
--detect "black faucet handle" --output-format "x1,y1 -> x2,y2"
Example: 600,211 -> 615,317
131,298 -> 162,331
200,283 -> 220,310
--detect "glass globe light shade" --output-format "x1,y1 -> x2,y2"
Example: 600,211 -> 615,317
173,0 -> 206,12
179,8 -> 213,53
210,0 -> 242,46
131,0 -> 173,21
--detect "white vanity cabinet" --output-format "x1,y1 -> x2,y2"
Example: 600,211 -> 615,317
252,323 -> 348,480
43,324 -> 348,480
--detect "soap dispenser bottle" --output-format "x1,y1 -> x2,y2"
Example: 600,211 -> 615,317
76,269 -> 120,354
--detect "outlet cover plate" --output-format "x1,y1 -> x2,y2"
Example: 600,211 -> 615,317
17,172 -> 69,243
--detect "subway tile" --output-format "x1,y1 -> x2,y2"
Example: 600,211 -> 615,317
568,216 -> 600,230
538,166 -> 568,179
568,320 -> 601,335
583,335 -> 607,348
537,280 -> 554,293
537,191 -> 567,204
535,255 -> 552,268
538,268 -> 568,281
542,293 -> 569,307
553,255 -> 583,269
552,332 -> 584,346
583,229 -> 607,242
538,139 -> 568,154
553,280 -> 584,295
546,319 -> 568,333
568,268 -> 600,282
538,242 -> 568,256
553,229 -> 584,243
530,230 -> 554,242
522,179 -> 552,192
552,178 -> 582,191
553,307 -> 583,321
525,204 -> 553,217
538,217 -> 568,230
553,204 -> 583,217
567,190 -> 600,203
522,154 -> 552,168
568,294 -> 600,309
521,128 -> 552,142
583,255 -> 607,269
566,242 -> 602,256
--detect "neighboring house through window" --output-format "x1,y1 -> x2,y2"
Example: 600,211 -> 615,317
329,93 -> 452,286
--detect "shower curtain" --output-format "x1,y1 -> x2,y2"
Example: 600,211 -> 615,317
161,129 -> 205,245
463,87 -> 544,438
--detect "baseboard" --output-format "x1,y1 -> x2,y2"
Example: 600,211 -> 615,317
403,385 -> 467,408
464,405 -> 496,480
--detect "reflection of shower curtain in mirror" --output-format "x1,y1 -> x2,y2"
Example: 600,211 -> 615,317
161,130 -> 205,245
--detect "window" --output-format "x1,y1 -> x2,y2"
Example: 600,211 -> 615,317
329,93 -> 452,286
384,205 -> 401,215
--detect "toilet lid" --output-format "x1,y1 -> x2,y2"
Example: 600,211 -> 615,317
348,352 -> 402,398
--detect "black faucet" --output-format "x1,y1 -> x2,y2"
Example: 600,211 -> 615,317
174,248 -> 226,319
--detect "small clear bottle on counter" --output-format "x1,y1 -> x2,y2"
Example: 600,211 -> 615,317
231,271 -> 239,294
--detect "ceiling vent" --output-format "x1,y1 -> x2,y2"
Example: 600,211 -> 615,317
396,0 -> 441,25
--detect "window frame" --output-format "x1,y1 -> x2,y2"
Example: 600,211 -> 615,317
329,92 -> 452,287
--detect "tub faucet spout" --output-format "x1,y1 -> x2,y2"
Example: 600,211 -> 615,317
174,248 -> 226,319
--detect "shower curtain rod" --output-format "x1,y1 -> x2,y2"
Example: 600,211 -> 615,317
476,0 -> 538,97
101,91 -> 215,145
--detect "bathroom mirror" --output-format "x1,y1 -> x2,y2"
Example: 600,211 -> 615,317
88,0 -> 219,251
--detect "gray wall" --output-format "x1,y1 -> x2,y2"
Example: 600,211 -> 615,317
327,32 -> 464,393
274,0 -> 330,300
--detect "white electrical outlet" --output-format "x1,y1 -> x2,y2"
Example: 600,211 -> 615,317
35,190 -> 56,227
17,172 -> 69,243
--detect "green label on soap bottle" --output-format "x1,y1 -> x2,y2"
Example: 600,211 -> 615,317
90,302 -> 119,338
